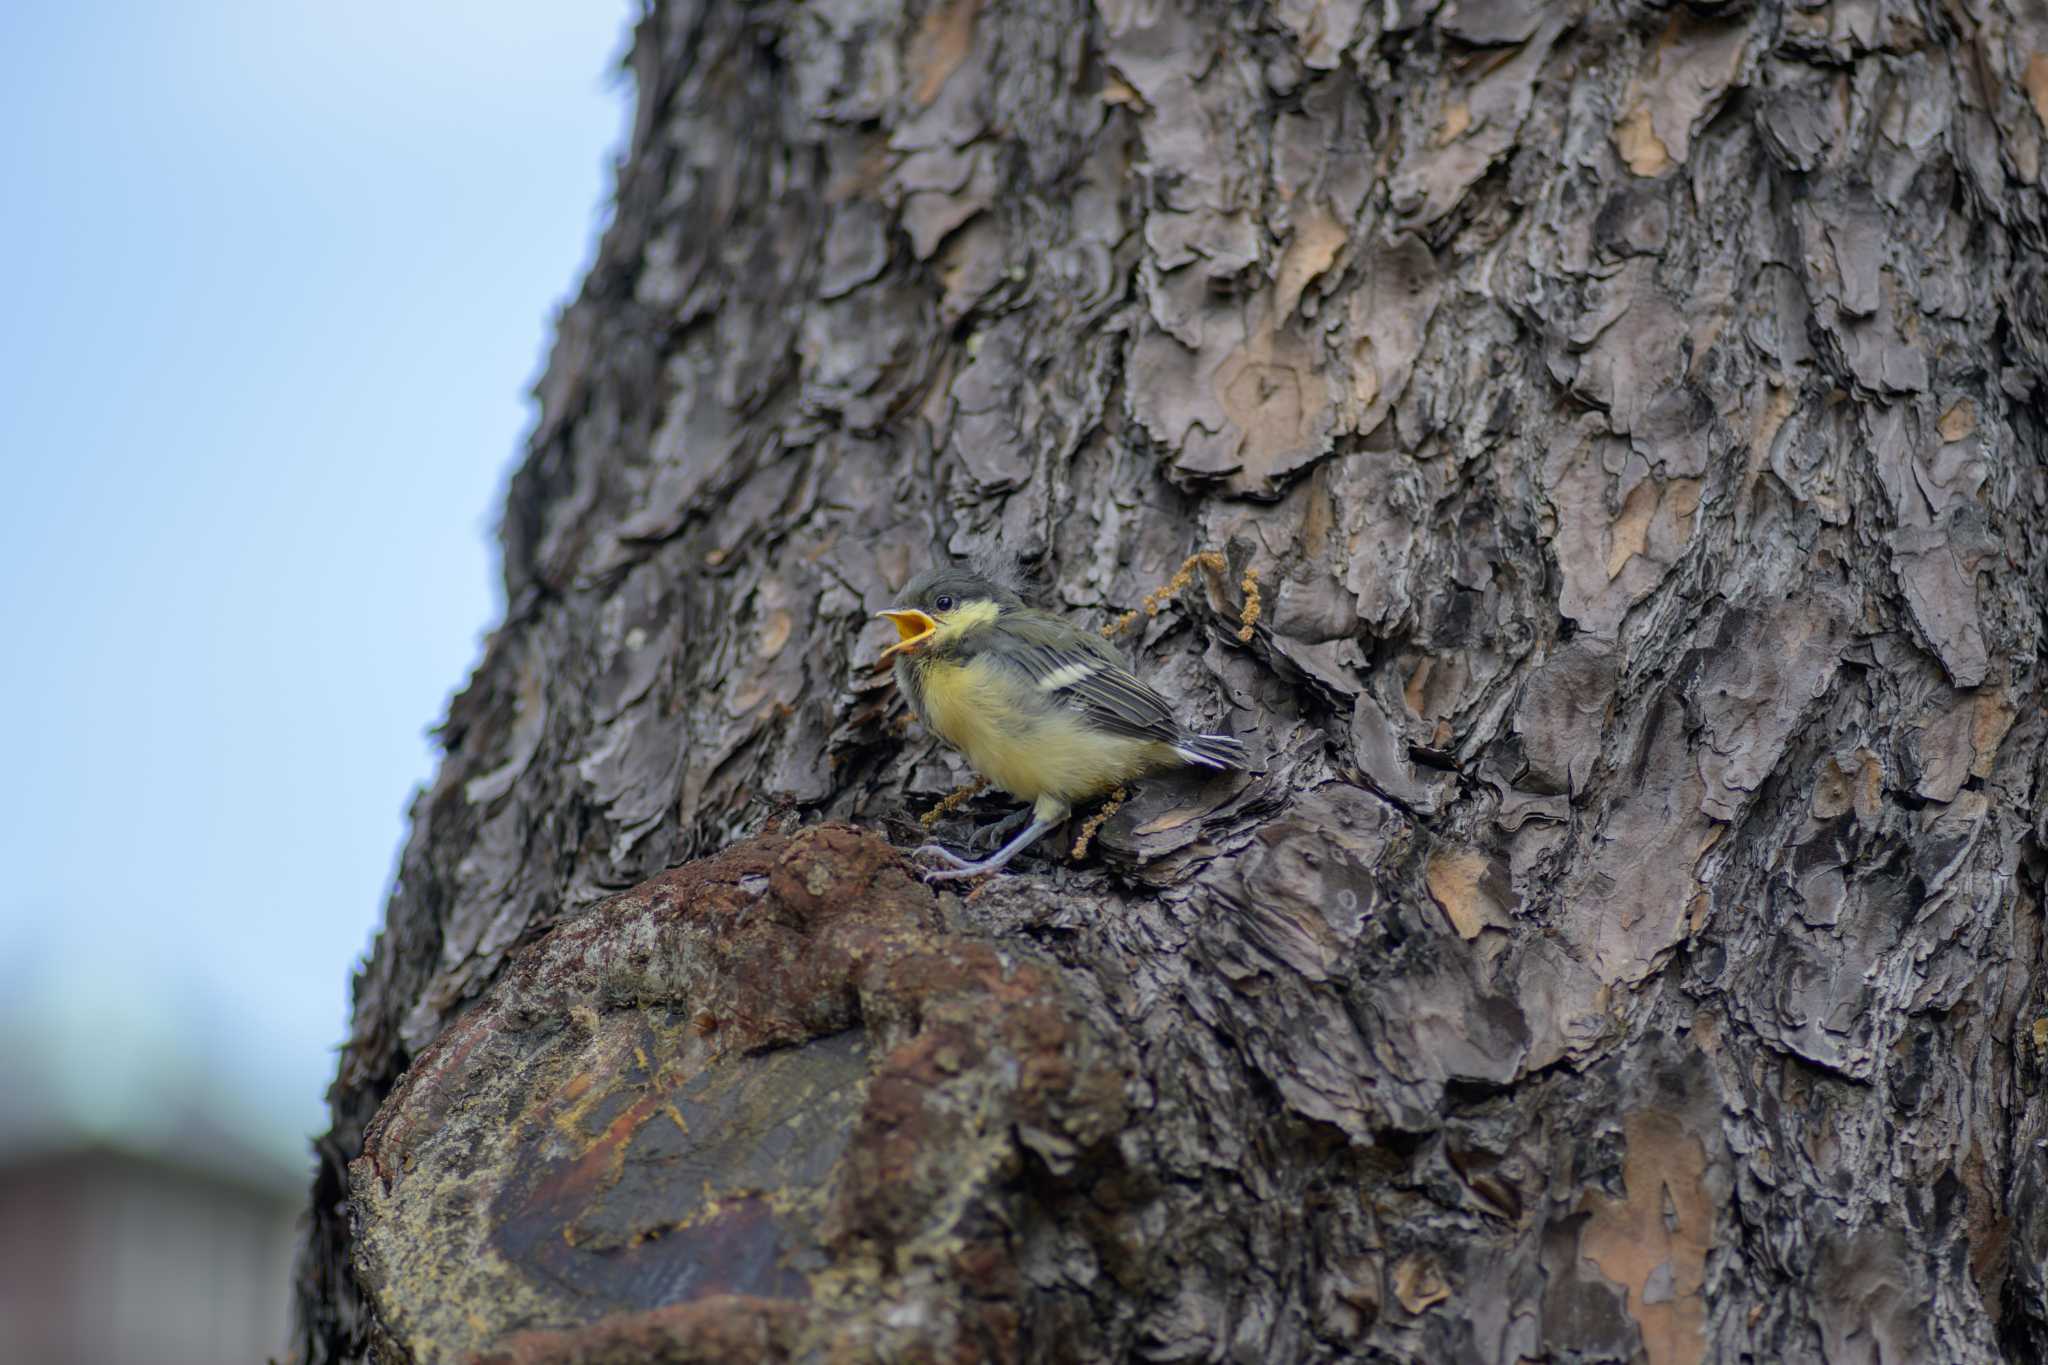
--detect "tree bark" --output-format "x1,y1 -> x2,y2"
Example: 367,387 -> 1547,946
297,1 -> 2048,1361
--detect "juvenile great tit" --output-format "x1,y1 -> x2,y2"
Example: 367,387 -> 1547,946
876,566 -> 1248,881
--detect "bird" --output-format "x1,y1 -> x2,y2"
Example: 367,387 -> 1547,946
875,565 -> 1249,881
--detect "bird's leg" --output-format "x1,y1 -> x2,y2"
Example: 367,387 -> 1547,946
966,806 -> 1032,851
917,817 -> 1059,880
910,842 -> 979,869
911,803 -> 1028,863
914,797 -> 1069,881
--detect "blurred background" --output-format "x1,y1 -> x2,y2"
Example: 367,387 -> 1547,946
0,3 -> 632,1360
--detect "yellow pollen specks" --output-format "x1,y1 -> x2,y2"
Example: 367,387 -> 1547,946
1070,786 -> 1128,860
921,776 -> 988,829
1099,551 -> 1262,642
1236,566 -> 1261,641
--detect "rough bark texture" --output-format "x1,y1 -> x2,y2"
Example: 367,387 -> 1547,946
298,1 -> 2048,1361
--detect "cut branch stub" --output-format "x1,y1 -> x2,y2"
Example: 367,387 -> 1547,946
352,825 -> 1137,1365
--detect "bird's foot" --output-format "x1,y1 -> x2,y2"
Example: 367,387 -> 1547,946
910,842 -> 977,871
909,813 -> 1059,883
910,844 -> 1005,882
967,807 -> 1032,851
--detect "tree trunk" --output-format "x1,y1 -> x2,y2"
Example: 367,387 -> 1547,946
296,1 -> 2048,1361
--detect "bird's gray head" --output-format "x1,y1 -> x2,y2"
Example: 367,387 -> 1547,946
876,563 -> 1029,665
894,566 -> 1027,617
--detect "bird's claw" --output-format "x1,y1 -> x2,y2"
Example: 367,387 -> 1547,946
910,843 -> 1002,882
911,842 -> 975,870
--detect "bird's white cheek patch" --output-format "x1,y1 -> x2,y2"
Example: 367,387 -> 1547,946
1037,661 -> 1097,691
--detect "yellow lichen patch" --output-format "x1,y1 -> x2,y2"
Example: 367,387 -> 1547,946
2027,53 -> 2048,126
1217,336 -> 1315,476
1970,691 -> 2016,778
1100,70 -> 1144,109
1938,399 -> 1977,444
1237,566 -> 1261,641
725,673 -> 772,716
1350,334 -> 1382,409
1300,472 -> 1336,559
1580,1110 -> 1713,1365
1606,478 -> 1661,581
1424,847 -> 1509,941
1811,754 -> 1855,819
1201,283 -> 1350,494
907,0 -> 981,106
1745,383 -> 1796,504
1069,786 -> 1128,860
1614,104 -> 1673,176
920,776 -> 989,829
1274,203 -> 1349,319
1403,656 -> 1435,719
1604,477 -> 1702,582
757,608 -> 794,660
1851,748 -> 1884,824
1664,478 -> 1702,529
1436,100 -> 1471,146
1131,804 -> 1205,837
1750,385 -> 1796,466
1390,1254 -> 1451,1314
1612,12 -> 1748,178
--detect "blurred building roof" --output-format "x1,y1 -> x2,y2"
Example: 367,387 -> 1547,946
0,945 -> 312,1198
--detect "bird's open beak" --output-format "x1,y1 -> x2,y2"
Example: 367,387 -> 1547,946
875,608 -> 938,665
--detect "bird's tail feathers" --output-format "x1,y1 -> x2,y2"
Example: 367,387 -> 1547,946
1174,732 -> 1249,770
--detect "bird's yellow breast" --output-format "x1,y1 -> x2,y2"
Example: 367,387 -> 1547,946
920,655 -> 1176,803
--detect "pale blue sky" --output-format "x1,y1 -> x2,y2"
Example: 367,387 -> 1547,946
0,2 -> 632,1165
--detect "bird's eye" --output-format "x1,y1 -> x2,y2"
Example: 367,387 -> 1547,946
934,593 -> 955,612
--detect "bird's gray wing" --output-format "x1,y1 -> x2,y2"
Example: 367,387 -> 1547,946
999,631 -> 1185,745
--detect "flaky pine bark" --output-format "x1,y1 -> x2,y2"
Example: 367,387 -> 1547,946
299,2 -> 2048,1362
